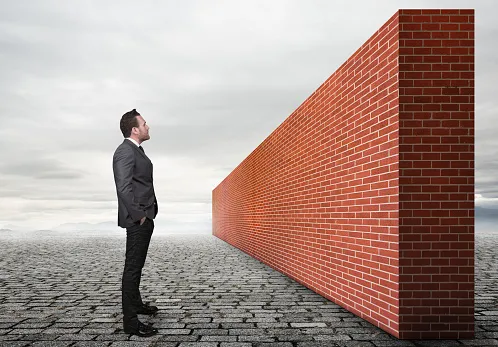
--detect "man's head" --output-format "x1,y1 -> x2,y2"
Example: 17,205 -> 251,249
120,109 -> 150,143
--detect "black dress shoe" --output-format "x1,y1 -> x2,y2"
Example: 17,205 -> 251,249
137,302 -> 159,315
123,321 -> 158,337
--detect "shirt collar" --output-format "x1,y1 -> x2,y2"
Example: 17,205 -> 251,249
126,137 -> 140,147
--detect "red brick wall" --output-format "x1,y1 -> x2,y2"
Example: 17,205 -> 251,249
398,9 -> 474,339
212,9 -> 474,339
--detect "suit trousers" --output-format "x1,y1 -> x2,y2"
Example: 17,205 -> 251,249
122,217 -> 154,325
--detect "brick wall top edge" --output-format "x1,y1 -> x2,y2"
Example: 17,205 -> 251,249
399,9 -> 474,15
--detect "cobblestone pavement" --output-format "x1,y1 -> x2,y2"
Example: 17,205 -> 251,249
1,231 -> 498,347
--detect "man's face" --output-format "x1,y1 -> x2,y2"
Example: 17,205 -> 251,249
133,115 -> 150,142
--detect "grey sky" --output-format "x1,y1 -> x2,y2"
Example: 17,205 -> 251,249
0,0 -> 496,232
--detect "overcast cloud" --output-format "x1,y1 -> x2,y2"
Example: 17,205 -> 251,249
0,0 -> 496,233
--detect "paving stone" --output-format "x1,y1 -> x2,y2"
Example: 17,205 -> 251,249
212,319 -> 244,323
0,233 -> 498,346
255,323 -> 288,329
42,328 -> 81,334
12,323 -> 52,329
0,342 -> 29,347
483,325 -> 498,331
51,322 -> 89,328
57,334 -> 98,341
220,324 -> 255,329
85,323 -> 120,329
228,329 -> 266,336
275,335 -> 314,342
56,318 -> 92,323
155,323 -> 187,329
95,334 -> 130,341
200,335 -> 237,342
351,333 -> 393,341
158,329 -> 191,335
25,333 -> 69,340
333,342 -> 376,347
159,336 -> 199,342
72,342 -> 112,347
8,329 -> 46,335
335,327 -> 380,334
297,343 -> 341,347
459,339 -> 498,345
237,336 -> 276,343
128,334 -> 163,343
301,327 -> 337,335
246,318 -> 277,323
79,328 -> 118,334
110,342 -> 155,347
371,341 -> 417,347
255,314 -> 284,319
91,318 -> 119,323
192,329 -> 229,335
181,318 -> 211,324
31,342 -> 73,347
312,334 -> 352,341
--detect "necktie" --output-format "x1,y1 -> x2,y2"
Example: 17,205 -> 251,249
139,146 -> 145,153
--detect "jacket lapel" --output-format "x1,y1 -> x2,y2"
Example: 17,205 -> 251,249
123,139 -> 148,160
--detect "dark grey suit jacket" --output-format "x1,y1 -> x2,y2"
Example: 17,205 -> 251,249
113,139 -> 158,228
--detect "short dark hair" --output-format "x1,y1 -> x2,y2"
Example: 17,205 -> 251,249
120,109 -> 140,138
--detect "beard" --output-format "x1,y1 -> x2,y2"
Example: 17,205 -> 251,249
140,132 -> 150,141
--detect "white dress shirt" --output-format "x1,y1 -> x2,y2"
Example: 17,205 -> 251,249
126,137 -> 140,147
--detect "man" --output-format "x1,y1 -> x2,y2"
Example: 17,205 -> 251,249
112,109 -> 159,337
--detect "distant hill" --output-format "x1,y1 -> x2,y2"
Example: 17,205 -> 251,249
2,224 -> 22,231
53,221 -> 120,232
476,206 -> 498,219
0,228 -> 12,232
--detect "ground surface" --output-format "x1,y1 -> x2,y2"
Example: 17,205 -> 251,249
1,231 -> 497,347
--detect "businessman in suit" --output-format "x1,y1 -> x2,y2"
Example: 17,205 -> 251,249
112,109 -> 159,337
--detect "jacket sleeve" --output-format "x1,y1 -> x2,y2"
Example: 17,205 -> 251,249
113,145 -> 145,222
